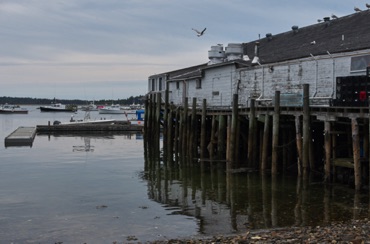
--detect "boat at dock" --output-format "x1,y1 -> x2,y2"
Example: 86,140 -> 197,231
129,109 -> 144,126
0,104 -> 28,114
36,121 -> 143,132
58,110 -> 118,125
36,109 -> 143,132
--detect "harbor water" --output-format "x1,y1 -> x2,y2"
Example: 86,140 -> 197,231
0,105 -> 369,243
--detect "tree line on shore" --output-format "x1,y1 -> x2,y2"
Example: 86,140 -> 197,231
0,95 -> 145,106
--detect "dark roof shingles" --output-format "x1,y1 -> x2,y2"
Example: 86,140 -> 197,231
244,11 -> 370,64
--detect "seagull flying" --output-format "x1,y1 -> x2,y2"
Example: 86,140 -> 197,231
331,14 -> 338,19
366,3 -> 370,9
192,27 -> 206,37
354,6 -> 361,12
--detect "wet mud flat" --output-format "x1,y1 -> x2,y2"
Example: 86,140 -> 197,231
149,219 -> 370,244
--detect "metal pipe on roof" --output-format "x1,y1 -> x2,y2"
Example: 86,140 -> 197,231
256,66 -> 265,101
309,53 -> 318,97
326,51 -> 335,99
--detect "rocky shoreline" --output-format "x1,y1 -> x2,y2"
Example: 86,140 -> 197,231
148,219 -> 370,243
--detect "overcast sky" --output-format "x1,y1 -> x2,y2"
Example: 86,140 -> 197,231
0,0 -> 367,100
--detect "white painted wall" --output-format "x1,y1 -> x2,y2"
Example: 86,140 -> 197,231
163,50 -> 370,107
235,51 -> 370,107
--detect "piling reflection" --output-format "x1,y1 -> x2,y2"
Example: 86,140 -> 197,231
143,151 -> 370,235
73,137 -> 94,152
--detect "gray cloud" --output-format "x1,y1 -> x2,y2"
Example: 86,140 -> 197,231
0,0 -> 364,99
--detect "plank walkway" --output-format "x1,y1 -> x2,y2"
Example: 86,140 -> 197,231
5,126 -> 36,147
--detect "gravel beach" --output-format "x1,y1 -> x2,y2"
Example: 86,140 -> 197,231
147,219 -> 370,244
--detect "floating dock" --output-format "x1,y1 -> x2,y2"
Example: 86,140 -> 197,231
36,123 -> 144,132
5,126 -> 37,147
4,122 -> 144,148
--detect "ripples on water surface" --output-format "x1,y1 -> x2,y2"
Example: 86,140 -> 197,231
0,106 -> 369,242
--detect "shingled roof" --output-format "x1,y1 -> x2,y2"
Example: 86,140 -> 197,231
149,63 -> 208,81
243,10 -> 370,64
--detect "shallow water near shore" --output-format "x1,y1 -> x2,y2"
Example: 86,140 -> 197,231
0,106 -> 369,243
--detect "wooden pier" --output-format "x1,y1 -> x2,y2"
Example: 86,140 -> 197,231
5,126 -> 37,147
145,87 -> 370,191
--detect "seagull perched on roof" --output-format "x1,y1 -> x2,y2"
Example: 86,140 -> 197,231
366,3 -> 370,9
354,6 -> 362,12
331,14 -> 338,19
192,27 -> 206,37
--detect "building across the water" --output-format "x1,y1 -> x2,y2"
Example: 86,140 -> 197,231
148,10 -> 370,108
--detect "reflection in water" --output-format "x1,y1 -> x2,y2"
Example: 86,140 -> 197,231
73,137 -> 94,152
143,152 -> 370,236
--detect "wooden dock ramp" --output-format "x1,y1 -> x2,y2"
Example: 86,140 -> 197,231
4,126 -> 37,147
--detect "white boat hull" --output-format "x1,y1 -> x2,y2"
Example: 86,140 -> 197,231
98,109 -> 125,114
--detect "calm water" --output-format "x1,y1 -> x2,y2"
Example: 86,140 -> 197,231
0,106 -> 369,243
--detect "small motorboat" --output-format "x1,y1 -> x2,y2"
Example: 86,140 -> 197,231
129,109 -> 144,126
98,104 -> 125,114
40,103 -> 76,112
0,104 -> 28,114
80,101 -> 99,111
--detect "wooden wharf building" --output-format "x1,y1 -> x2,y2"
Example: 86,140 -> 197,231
145,10 -> 370,191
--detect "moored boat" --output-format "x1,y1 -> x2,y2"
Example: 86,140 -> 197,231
80,101 -> 98,111
0,104 -> 28,114
40,103 -> 77,112
98,104 -> 125,114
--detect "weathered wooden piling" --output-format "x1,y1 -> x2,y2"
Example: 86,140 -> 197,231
217,114 -> 227,159
302,84 -> 310,178
174,108 -> 180,160
182,97 -> 188,162
247,99 -> 256,167
229,94 -> 238,169
271,91 -> 280,175
155,93 -> 162,156
209,115 -> 217,160
191,97 -> 197,159
167,102 -> 174,161
295,116 -> 302,176
261,113 -> 270,172
144,96 -> 149,142
200,99 -> 207,159
369,97 -> 370,187
351,117 -> 361,191
324,120 -> 331,182
163,90 -> 169,158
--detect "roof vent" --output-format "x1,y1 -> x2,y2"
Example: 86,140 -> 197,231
266,33 -> 273,41
208,44 -> 225,65
225,43 -> 243,61
291,25 -> 299,34
323,17 -> 331,27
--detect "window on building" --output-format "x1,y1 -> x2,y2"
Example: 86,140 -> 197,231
196,79 -> 202,89
159,77 -> 162,91
151,79 -> 155,91
351,55 -> 370,72
176,81 -> 180,89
